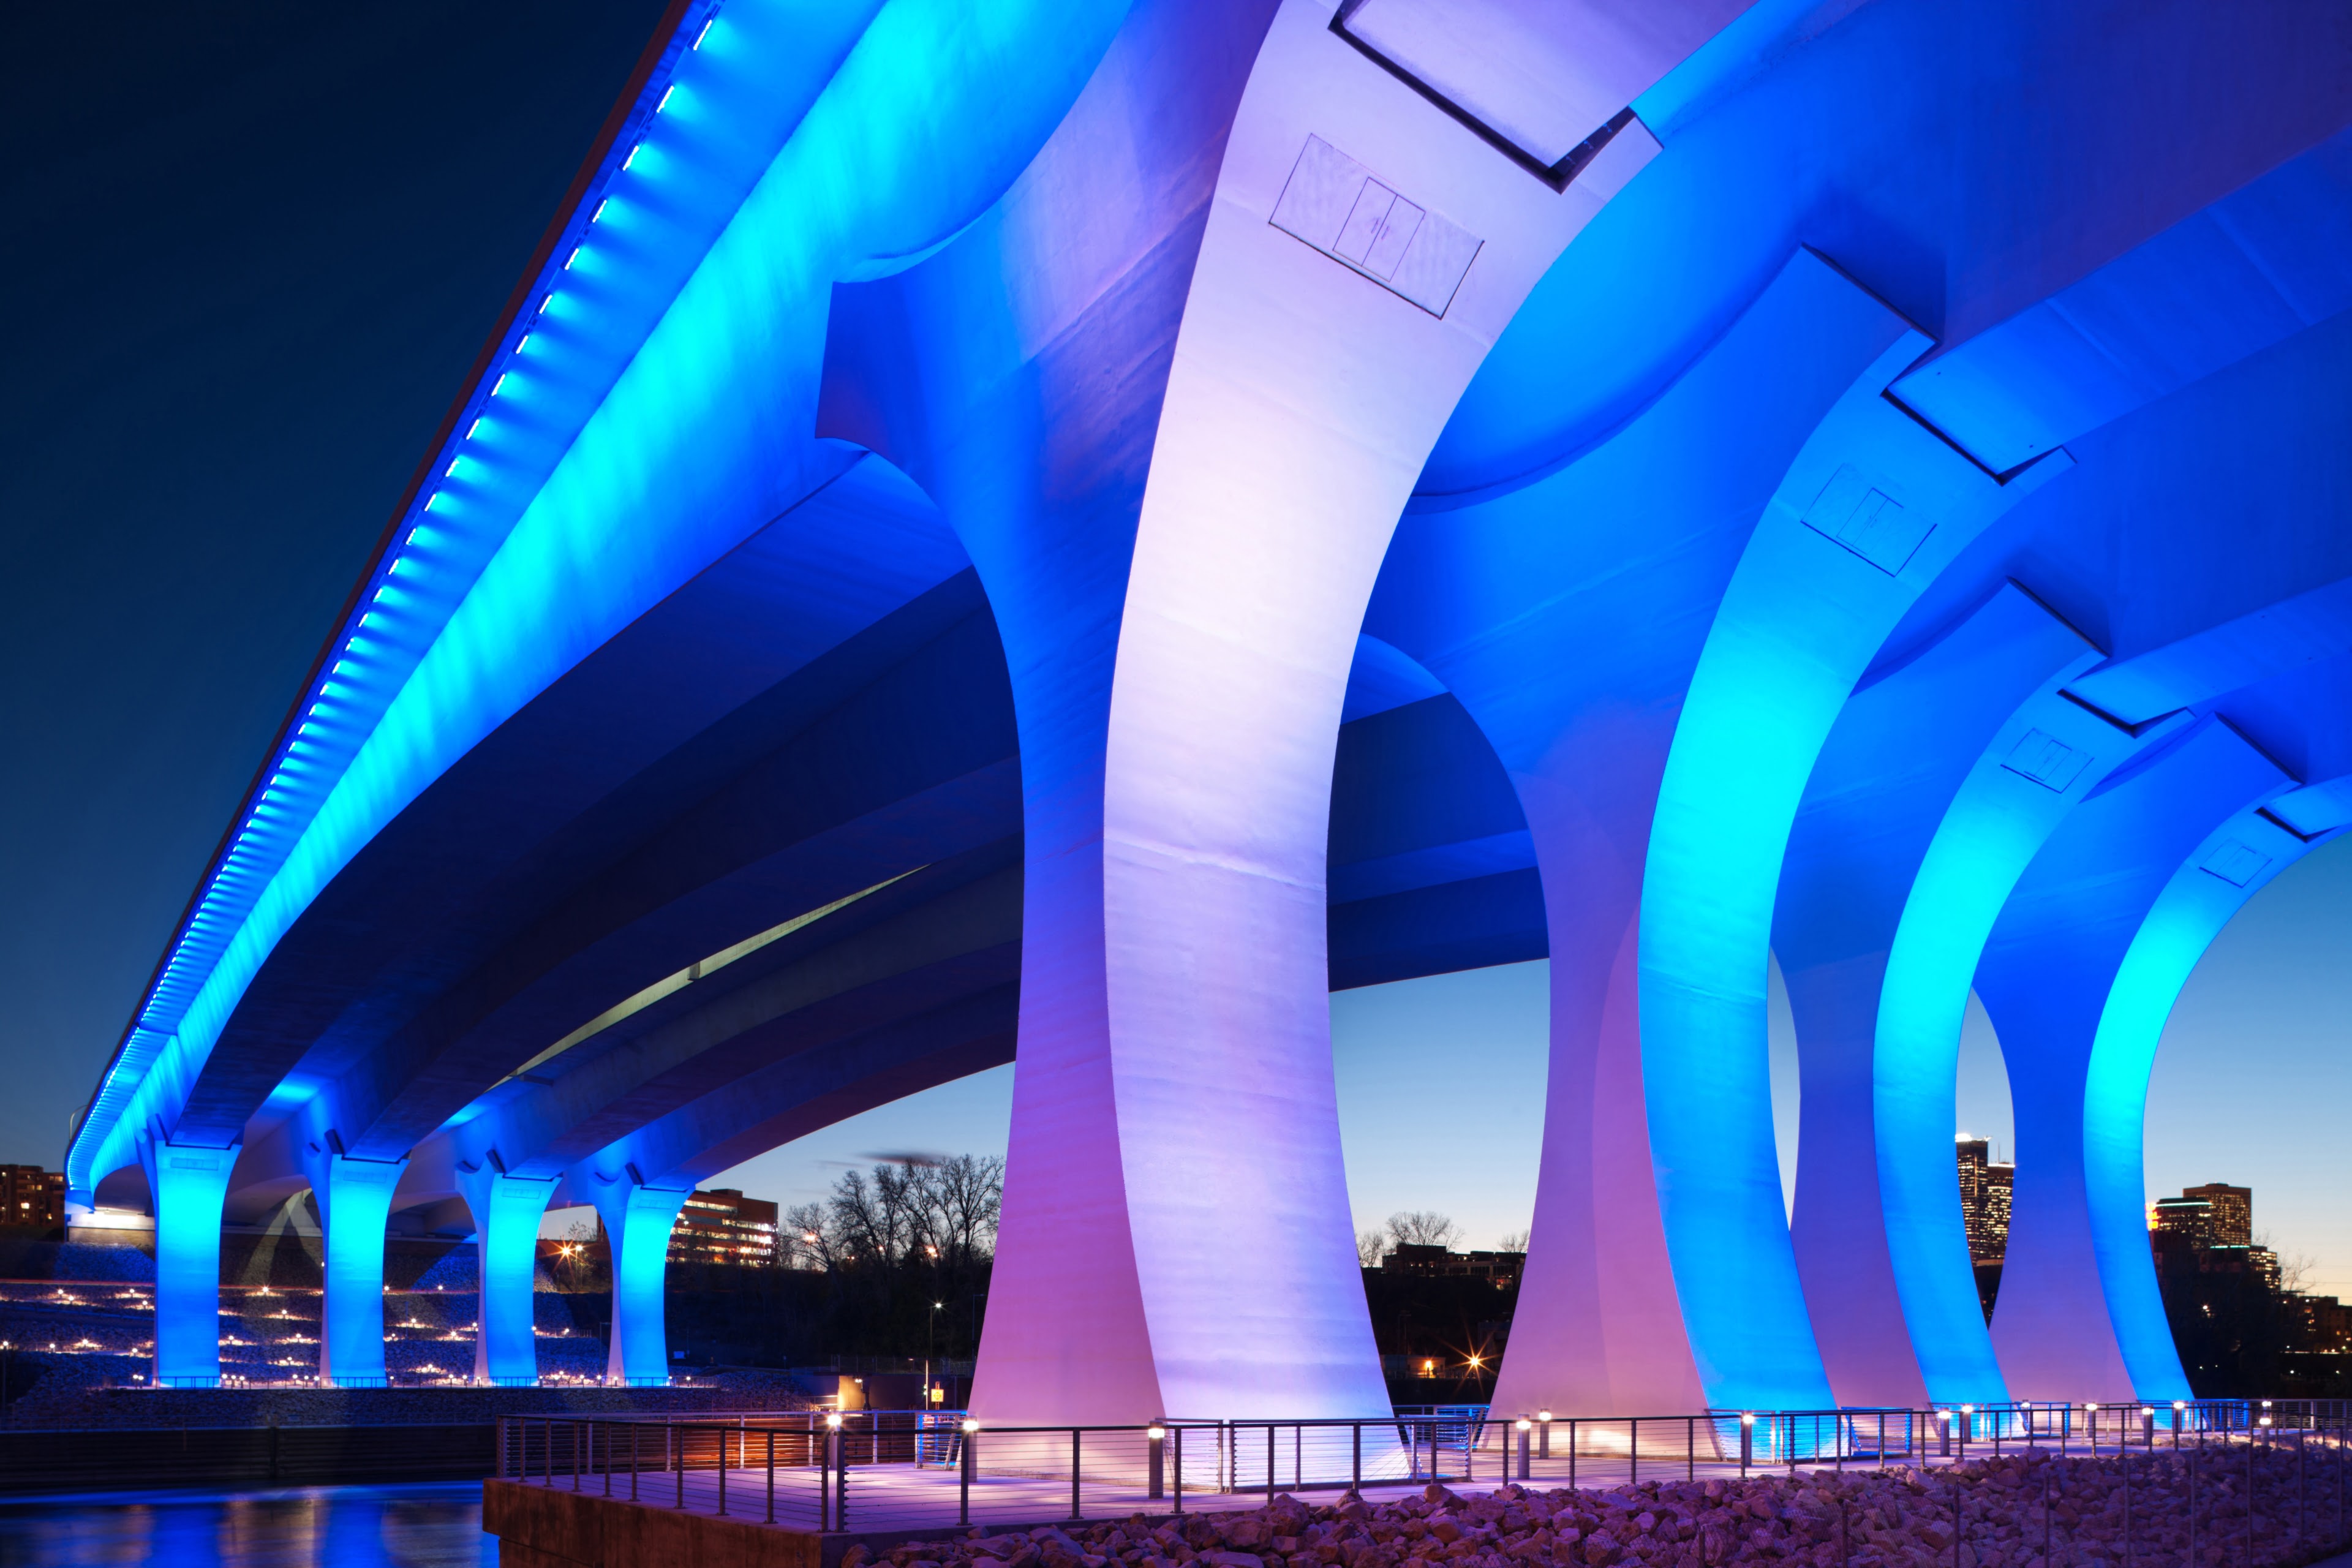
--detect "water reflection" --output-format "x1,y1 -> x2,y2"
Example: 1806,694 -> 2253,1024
0,1482 -> 493,1568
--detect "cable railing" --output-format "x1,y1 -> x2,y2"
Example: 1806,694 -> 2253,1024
494,1396 -> 2352,1559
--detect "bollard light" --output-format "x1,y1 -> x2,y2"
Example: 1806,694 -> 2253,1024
826,1413 -> 843,1430
1537,1409 -> 1552,1423
962,1420 -> 980,1434
1516,1419 -> 1531,1431
1741,1412 -> 1755,1425
2174,1401 -> 2186,1410
1147,1425 -> 1166,1441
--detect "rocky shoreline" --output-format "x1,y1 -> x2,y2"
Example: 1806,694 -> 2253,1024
849,1447 -> 2352,1568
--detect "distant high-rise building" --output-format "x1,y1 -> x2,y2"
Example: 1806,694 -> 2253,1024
668,1188 -> 778,1265
0,1164 -> 66,1229
1955,1137 -> 2013,1262
2180,1183 -> 2253,1248
2150,1181 -> 2274,1287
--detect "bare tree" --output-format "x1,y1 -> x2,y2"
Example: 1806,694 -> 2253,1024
1357,1229 -> 1390,1268
1385,1211 -> 1463,1250
1498,1230 -> 1530,1256
782,1202 -> 839,1270
921,1153 -> 1005,1265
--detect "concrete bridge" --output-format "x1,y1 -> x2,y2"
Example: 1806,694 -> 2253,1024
67,0 -> 2352,1423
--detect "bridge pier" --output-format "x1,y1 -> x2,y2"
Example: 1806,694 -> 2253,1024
460,1165 -> 560,1386
137,1137 -> 238,1387
306,1152 -> 408,1386
586,1175 -> 690,1385
1978,718 -> 2288,1403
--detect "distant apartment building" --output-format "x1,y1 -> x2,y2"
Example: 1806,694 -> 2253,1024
1955,1137 -> 2013,1262
0,1164 -> 67,1229
1384,1243 -> 1525,1287
668,1188 -> 778,1265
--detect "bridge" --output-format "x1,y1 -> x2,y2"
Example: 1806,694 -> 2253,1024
65,0 -> 2352,1425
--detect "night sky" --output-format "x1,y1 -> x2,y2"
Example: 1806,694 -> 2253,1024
0,2 -> 671,1165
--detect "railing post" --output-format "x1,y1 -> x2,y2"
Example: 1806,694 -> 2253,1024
1072,1428 -> 1084,1521
718,1423 -> 728,1517
1517,1419 -> 1530,1482
1630,1418 -> 1638,1487
1352,1422 -> 1362,1494
767,1429 -> 775,1525
676,1425 -> 685,1510
1568,1419 -> 1577,1490
1267,1424 -> 1275,1502
1174,1424 -> 1185,1513
1149,1423 -> 1166,1501
1740,1414 -> 1752,1477
575,1419 -> 583,1491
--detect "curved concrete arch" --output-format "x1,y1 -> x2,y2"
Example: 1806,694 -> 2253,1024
1640,296 -> 2078,1409
1374,246 -> 1920,1419
1868,672 -> 2190,1406
1973,717 -> 2293,1400
2082,802 -> 2340,1397
1772,581 -> 2097,1409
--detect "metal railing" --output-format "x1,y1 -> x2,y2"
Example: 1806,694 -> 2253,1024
494,1397 -> 2352,1562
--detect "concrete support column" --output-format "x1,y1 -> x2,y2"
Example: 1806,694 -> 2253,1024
1390,248 -> 1911,1419
135,1137 -> 238,1388
826,0 -> 1664,1422
1870,684 -> 2189,1403
2082,804 -> 2314,1400
1639,317 -> 2073,1409
306,1153 -> 407,1386
1772,583 -> 2098,1408
1975,716 -> 2289,1401
586,1176 -> 690,1386
456,1164 -> 559,1387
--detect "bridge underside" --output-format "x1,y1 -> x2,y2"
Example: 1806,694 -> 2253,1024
67,0 -> 2352,1410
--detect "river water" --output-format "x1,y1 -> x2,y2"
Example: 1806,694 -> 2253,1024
0,1482 -> 493,1567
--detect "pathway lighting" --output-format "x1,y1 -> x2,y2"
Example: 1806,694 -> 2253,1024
962,1420 -> 980,1434
1147,1425 -> 1166,1441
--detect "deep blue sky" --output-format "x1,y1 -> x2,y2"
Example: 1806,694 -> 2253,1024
0,1 -> 671,1165
9,3 -> 2345,1306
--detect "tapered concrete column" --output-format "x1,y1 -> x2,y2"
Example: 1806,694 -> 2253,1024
136,1137 -> 238,1387
586,1174 -> 690,1385
2082,803 -> 2318,1400
306,1152 -> 407,1386
1975,716 -> 2290,1401
1871,685 -> 2190,1403
1773,583 -> 2096,1409
456,1163 -> 559,1386
1384,249 -> 1915,1419
1640,315 -> 2073,1409
827,0 -> 1687,1422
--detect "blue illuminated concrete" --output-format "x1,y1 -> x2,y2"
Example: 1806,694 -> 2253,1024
137,1137 -> 238,1387
1866,674 -> 2187,1407
1640,317 -> 2071,1411
1381,249 -> 1913,1417
1974,718 -> 2291,1400
304,1151 -> 407,1386
456,1166 -> 559,1385
2082,802 -> 2328,1398
55,0 -> 2352,1421
587,1176 -> 693,1385
1773,582 -> 2096,1408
